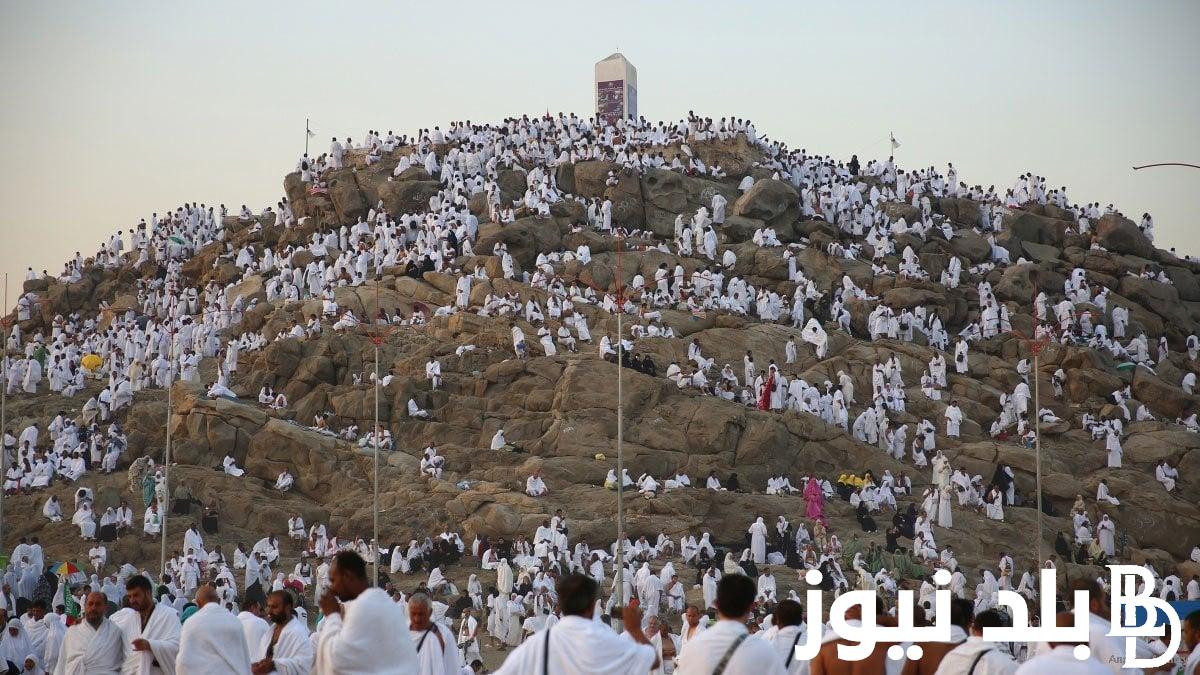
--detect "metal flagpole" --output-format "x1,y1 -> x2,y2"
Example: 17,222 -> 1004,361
306,119 -> 311,156
160,328 -> 174,578
1034,350 -> 1043,568
616,313 -> 624,593
1011,327 -> 1048,569
614,230 -> 625,617
373,344 -> 380,586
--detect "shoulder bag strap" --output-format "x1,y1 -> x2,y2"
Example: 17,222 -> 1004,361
713,632 -> 749,675
784,630 -> 805,668
966,648 -> 993,675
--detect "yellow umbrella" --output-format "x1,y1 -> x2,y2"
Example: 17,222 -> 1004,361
81,354 -> 102,370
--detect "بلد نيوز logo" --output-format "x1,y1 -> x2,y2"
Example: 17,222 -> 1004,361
792,565 -> 1180,666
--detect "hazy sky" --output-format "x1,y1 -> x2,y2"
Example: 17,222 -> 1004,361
1,1 -> 1197,308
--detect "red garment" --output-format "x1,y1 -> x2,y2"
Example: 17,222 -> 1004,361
758,372 -> 774,410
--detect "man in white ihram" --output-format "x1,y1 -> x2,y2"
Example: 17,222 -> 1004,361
406,593 -> 459,675
175,584 -> 251,674
315,551 -> 417,674
493,573 -> 657,675
111,575 -> 180,675
1028,578 -> 1157,675
675,574 -> 786,675
250,590 -> 314,675
933,608 -> 1018,675
53,591 -> 125,674
238,598 -> 270,662
1016,611 -> 1110,675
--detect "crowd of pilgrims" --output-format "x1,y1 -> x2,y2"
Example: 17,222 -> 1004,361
5,477 -> 1200,673
0,110 -> 1198,673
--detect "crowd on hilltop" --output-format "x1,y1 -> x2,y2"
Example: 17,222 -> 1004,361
1,110 -> 1198,674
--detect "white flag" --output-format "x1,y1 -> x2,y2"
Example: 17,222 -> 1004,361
307,129 -> 316,138
890,133 -> 900,150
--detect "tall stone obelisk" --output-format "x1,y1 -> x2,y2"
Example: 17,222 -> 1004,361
595,52 -> 637,125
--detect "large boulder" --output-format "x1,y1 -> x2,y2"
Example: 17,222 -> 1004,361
394,166 -> 432,182
947,230 -> 992,264
731,179 -> 798,227
1002,211 -> 1071,248
648,134 -> 762,177
225,275 -> 265,305
640,169 -> 687,236
1131,369 -> 1196,419
1096,214 -> 1155,259
882,203 -> 920,224
720,216 -> 766,244
882,286 -> 944,310
573,161 -> 620,199
1122,427 -> 1200,465
1119,275 -> 1197,339
573,162 -> 645,229
993,263 -> 1064,303
641,170 -> 737,238
1021,241 -> 1061,264
936,197 -> 983,228
282,172 -> 312,221
325,169 -> 367,223
1164,266 -> 1200,302
476,217 -> 564,271
378,180 -> 441,217
496,169 -> 528,204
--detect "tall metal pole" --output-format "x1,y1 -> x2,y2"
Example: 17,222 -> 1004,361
1033,351 -> 1043,568
615,309 -> 624,607
614,232 -> 625,613
160,329 -> 174,579
305,118 -> 311,157
372,344 -> 380,586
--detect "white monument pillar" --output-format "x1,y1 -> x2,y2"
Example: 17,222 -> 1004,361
595,52 -> 637,124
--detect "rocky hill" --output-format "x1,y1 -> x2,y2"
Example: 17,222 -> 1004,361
5,130 -> 1199,610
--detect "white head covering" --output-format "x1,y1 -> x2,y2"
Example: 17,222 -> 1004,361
0,618 -> 33,667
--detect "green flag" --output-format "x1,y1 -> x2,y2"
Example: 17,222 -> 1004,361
63,578 -> 80,619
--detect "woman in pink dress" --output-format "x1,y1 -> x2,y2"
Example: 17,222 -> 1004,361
804,475 -> 826,524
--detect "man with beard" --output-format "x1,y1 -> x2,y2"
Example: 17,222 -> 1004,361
111,575 -> 180,675
314,551 -> 417,674
52,591 -> 125,673
250,591 -> 312,675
